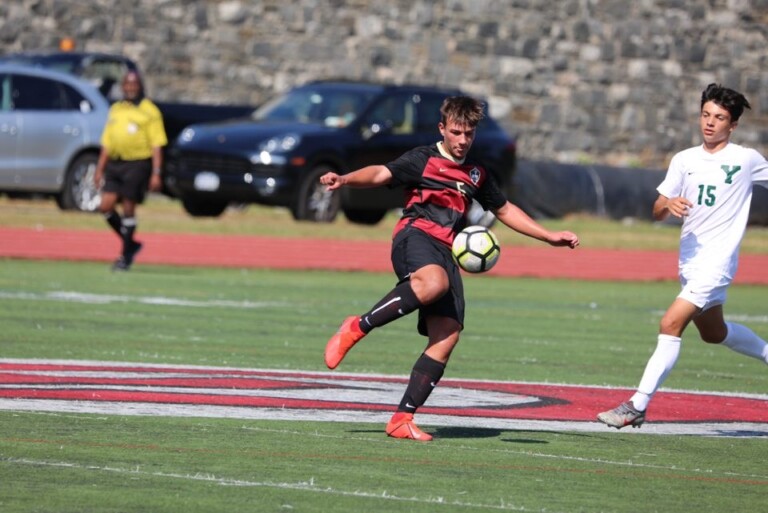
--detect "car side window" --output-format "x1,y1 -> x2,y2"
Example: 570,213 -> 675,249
323,94 -> 364,128
81,58 -> 128,100
10,74 -> 69,111
362,93 -> 416,136
60,82 -> 91,112
415,93 -> 447,134
80,58 -> 126,84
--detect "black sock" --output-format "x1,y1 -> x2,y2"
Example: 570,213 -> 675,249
120,217 -> 137,255
397,353 -> 446,413
104,211 -> 122,236
359,281 -> 421,333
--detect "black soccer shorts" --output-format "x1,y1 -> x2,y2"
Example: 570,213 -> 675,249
103,158 -> 152,203
390,226 -> 465,336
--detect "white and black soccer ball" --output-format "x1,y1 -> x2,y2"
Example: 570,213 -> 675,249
451,225 -> 501,273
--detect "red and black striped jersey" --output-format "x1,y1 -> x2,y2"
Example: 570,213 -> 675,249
386,143 -> 507,246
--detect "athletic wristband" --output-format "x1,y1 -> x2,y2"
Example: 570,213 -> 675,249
152,169 -> 161,176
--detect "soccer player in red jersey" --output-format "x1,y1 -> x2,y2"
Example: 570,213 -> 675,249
320,96 -> 579,441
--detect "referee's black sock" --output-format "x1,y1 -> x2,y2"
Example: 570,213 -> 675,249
359,281 -> 421,333
120,217 -> 137,255
398,353 -> 446,413
104,211 -> 122,236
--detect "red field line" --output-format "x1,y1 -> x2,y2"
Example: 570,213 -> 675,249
1,227 -> 767,284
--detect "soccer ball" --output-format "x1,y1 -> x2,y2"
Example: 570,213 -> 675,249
451,225 -> 501,273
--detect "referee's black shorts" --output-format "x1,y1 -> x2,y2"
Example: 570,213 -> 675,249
391,226 -> 465,337
103,158 -> 152,203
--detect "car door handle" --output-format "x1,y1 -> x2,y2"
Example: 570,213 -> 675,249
63,125 -> 81,136
0,123 -> 18,136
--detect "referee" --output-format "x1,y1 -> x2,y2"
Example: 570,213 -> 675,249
94,71 -> 167,271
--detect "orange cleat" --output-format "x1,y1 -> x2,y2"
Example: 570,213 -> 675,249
324,316 -> 365,369
385,412 -> 433,442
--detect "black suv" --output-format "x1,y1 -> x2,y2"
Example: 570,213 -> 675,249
166,80 -> 517,224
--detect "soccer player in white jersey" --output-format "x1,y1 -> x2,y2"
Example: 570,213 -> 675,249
597,83 -> 768,429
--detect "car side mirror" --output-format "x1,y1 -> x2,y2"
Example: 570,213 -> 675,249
79,100 -> 92,113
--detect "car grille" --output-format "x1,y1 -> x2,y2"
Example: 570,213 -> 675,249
176,152 -> 255,175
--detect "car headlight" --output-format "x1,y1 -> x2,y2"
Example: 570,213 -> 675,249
180,127 -> 195,143
259,133 -> 301,153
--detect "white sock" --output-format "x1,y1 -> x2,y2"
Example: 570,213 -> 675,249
722,322 -> 768,364
630,334 -> 681,411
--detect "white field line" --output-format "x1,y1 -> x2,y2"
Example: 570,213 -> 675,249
2,398 -> 767,438
0,290 -> 285,309
2,457 -> 551,513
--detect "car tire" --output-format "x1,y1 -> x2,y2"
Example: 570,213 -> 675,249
181,196 -> 229,217
57,153 -> 101,212
342,207 -> 388,225
290,165 -> 340,222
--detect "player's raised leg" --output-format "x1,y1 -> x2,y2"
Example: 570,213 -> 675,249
324,281 -> 422,369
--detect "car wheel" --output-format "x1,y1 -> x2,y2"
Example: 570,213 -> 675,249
57,153 -> 101,212
343,207 -> 388,225
181,196 -> 229,217
291,166 -> 340,222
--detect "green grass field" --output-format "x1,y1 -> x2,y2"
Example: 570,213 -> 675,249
1,258 -> 766,513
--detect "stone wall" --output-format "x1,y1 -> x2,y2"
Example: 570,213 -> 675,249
1,0 -> 767,168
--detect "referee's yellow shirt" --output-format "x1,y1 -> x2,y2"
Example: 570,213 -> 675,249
100,98 -> 168,161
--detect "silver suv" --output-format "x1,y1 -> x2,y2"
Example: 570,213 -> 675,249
0,64 -> 109,211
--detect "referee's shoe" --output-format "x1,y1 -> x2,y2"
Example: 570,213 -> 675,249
112,241 -> 143,271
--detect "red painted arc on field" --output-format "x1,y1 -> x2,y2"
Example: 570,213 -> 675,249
2,226 -> 768,283
1,361 -> 766,424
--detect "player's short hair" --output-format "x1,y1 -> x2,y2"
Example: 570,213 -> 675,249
700,83 -> 751,122
440,96 -> 485,127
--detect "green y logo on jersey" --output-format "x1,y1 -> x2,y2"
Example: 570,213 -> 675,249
696,166 -> 741,207
721,165 -> 741,184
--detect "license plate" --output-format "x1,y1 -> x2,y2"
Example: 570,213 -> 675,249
193,172 -> 220,191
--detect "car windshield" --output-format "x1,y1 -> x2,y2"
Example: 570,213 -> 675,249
252,87 -> 378,127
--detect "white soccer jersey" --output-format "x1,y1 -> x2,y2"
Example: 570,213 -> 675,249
657,142 -> 768,280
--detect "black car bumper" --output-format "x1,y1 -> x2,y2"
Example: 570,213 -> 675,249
165,155 -> 301,206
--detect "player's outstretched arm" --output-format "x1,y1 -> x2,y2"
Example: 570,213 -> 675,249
320,165 -> 392,190
494,201 -> 579,249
